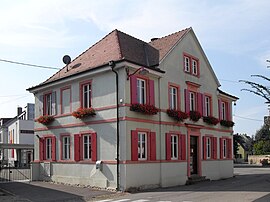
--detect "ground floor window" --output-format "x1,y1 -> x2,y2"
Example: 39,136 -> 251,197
220,137 -> 232,159
74,133 -> 97,161
61,135 -> 70,160
203,136 -> 217,160
166,133 -> 186,161
39,136 -> 56,161
131,130 -> 156,161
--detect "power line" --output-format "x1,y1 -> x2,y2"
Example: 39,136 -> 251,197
0,94 -> 29,98
0,95 -> 32,105
233,115 -> 263,122
220,79 -> 239,83
0,58 -> 60,70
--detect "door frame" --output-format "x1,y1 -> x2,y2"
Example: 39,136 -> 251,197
187,126 -> 202,177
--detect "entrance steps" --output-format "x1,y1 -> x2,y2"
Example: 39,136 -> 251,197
186,175 -> 210,185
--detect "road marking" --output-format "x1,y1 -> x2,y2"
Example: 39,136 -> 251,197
97,199 -> 131,202
132,200 -> 149,202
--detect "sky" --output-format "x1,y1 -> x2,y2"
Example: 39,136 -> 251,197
0,0 -> 269,137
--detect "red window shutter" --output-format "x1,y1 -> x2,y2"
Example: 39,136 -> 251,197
130,76 -> 138,104
227,138 -> 232,159
51,136 -> 56,161
52,91 -> 57,115
184,89 -> 190,113
213,137 -> 217,159
39,95 -> 44,116
148,80 -> 155,106
91,133 -> 97,161
203,136 -> 207,160
178,134 -> 181,160
227,102 -> 231,121
218,99 -> 222,120
220,138 -> 223,159
39,137 -> 44,161
166,133 -> 171,160
74,134 -> 81,161
197,93 -> 203,115
150,132 -> 156,160
181,134 -> 186,160
131,130 -> 138,161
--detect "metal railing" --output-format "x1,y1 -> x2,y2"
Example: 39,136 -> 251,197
0,163 -> 30,182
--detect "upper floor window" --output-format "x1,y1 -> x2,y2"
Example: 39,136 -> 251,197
205,96 -> 211,116
183,54 -> 199,77
221,102 -> 226,120
169,85 -> 179,110
82,83 -> 91,108
61,87 -> 71,114
130,76 -> 155,106
137,78 -> 146,104
189,91 -> 196,111
184,56 -> 190,72
218,99 -> 231,121
39,92 -> 57,116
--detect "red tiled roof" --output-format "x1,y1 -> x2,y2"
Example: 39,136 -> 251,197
30,28 -> 191,88
149,27 -> 191,61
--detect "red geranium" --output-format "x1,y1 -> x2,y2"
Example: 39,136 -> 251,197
167,109 -> 188,122
189,111 -> 202,122
130,104 -> 159,115
72,107 -> 96,119
203,116 -> 219,125
36,115 -> 54,125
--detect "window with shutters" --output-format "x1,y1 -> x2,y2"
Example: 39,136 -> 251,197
219,137 -> 232,159
131,130 -> 156,161
183,53 -> 199,77
80,81 -> 92,108
189,91 -> 196,111
41,92 -> 57,116
130,75 -> 155,106
39,136 -> 56,161
61,135 -> 70,160
168,84 -> 180,110
184,87 -> 203,115
74,133 -> 97,162
166,133 -> 186,161
203,135 -> 217,160
218,99 -> 231,121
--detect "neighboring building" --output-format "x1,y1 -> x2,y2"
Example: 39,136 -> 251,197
234,133 -> 252,163
27,28 -> 238,190
0,104 -> 35,167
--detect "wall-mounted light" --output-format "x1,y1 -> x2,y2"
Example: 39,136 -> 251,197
126,67 -> 149,80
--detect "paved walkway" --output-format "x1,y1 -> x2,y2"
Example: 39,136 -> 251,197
0,181 -> 121,201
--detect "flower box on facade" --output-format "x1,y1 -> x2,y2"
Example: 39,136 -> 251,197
72,107 -> 96,119
203,116 -> 219,125
36,115 -> 54,125
130,104 -> 159,115
189,111 -> 202,122
167,109 -> 188,122
220,120 -> 235,127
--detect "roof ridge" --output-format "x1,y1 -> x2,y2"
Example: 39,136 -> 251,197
116,29 -> 149,45
42,29 -> 119,84
149,27 -> 191,43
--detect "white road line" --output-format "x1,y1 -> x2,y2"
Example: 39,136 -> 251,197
132,200 -> 149,202
98,199 -> 131,202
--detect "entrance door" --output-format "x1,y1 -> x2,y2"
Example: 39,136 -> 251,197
190,136 -> 198,175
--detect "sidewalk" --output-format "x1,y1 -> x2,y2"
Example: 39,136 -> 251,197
0,181 -> 123,201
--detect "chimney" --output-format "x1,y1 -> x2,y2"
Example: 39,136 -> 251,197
17,107 -> 22,116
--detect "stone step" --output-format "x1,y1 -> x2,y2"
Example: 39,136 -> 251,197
186,175 -> 210,185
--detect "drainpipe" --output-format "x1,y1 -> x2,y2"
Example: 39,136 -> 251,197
109,60 -> 120,191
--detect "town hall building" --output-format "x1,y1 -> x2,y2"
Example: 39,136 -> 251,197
27,27 -> 238,191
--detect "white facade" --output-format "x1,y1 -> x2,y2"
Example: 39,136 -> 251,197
28,28 -> 237,190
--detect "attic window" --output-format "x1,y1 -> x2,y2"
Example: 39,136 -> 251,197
183,53 -> 199,77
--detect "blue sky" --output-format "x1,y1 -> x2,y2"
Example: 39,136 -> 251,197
0,0 -> 269,136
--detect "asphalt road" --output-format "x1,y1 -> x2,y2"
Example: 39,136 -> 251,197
1,165 -> 270,202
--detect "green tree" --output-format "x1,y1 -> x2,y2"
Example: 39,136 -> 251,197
254,140 -> 270,155
255,124 -> 270,141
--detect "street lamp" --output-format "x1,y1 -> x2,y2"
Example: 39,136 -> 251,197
126,67 -> 149,80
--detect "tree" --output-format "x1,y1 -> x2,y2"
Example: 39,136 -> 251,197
254,140 -> 270,155
255,124 -> 270,141
239,75 -> 270,103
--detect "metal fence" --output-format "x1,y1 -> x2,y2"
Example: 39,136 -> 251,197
0,164 -> 30,182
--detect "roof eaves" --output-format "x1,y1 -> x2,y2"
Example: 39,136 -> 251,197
218,89 -> 239,100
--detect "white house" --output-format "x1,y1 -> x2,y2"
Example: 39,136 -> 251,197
0,104 -> 35,167
27,27 -> 238,190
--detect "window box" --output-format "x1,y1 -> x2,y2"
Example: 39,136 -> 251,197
220,120 -> 234,127
203,116 -> 219,125
72,107 -> 96,119
167,109 -> 188,122
130,103 -> 159,115
189,111 -> 201,122
36,115 -> 54,125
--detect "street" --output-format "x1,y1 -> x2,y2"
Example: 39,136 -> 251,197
0,165 -> 270,202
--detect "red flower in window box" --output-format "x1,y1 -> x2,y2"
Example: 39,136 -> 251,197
220,120 -> 235,127
203,116 -> 219,125
189,111 -> 202,122
130,104 -> 159,115
36,115 -> 54,125
167,109 -> 188,122
72,107 -> 96,119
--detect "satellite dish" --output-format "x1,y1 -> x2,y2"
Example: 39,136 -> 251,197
63,55 -> 71,65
